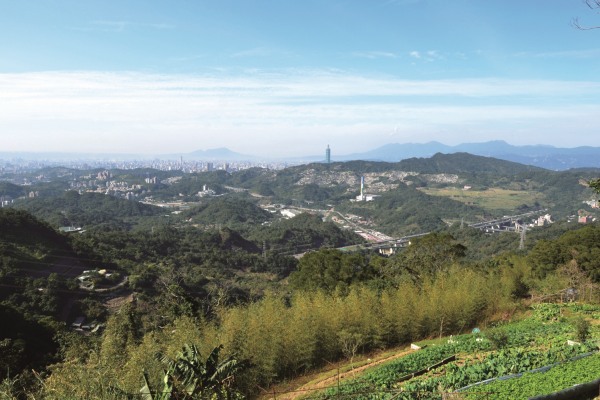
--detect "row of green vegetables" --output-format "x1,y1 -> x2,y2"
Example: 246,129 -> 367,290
397,343 -> 596,399
463,353 -> 600,400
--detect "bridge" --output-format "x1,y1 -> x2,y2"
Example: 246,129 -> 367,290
468,209 -> 547,233
282,209 -> 549,258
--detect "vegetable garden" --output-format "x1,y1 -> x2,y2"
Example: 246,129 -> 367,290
305,303 -> 600,400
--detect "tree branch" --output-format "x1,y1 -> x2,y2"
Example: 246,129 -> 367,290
572,0 -> 600,30
572,17 -> 600,30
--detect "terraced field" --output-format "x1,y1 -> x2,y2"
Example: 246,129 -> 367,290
269,303 -> 600,400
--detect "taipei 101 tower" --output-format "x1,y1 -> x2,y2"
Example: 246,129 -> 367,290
325,145 -> 331,164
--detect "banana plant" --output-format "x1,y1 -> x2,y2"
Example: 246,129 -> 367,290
140,344 -> 243,400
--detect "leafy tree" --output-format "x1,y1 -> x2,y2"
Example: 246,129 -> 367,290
337,329 -> 364,368
528,225 -> 600,282
288,249 -> 376,292
0,304 -> 58,380
392,232 -> 466,279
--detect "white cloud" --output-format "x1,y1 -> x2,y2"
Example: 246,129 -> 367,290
0,70 -> 599,156
351,51 -> 399,59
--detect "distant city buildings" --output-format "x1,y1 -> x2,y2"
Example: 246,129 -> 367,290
325,145 -> 331,164
0,158 -> 291,175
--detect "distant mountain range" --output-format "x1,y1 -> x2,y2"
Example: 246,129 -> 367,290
336,141 -> 600,171
185,147 -> 253,160
2,141 -> 600,170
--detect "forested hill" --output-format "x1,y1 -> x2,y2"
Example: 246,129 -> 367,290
182,196 -> 273,228
0,209 -> 98,379
250,213 -> 363,254
277,152 -> 546,176
0,208 -> 72,256
0,181 -> 27,198
395,152 -> 546,174
214,152 -> 557,202
0,208 -> 99,281
14,190 -> 164,229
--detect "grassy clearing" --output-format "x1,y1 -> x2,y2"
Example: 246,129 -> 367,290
419,187 -> 545,211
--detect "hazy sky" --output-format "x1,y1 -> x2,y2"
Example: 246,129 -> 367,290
2,0 -> 600,157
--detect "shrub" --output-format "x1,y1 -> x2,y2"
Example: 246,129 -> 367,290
486,328 -> 509,349
574,317 -> 591,343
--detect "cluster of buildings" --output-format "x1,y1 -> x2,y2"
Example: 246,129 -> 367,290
197,185 -> 216,198
536,214 -> 553,227
70,178 -> 146,200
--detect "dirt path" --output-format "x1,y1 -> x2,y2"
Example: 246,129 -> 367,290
267,347 -> 415,400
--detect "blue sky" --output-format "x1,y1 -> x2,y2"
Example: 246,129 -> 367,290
1,0 -> 600,157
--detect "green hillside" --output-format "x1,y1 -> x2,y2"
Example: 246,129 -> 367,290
15,190 -> 164,229
182,196 -> 273,229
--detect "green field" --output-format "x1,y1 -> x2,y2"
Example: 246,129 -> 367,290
419,187 -> 545,211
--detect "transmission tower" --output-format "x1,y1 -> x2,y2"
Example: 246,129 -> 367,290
519,224 -> 527,250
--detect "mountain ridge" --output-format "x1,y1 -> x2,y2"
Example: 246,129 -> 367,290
336,140 -> 600,170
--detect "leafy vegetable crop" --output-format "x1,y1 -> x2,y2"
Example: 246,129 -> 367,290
464,353 -> 600,400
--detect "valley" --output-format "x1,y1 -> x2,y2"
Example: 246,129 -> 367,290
1,152 -> 599,399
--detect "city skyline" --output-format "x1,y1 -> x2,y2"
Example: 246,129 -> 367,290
2,1 -> 600,157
